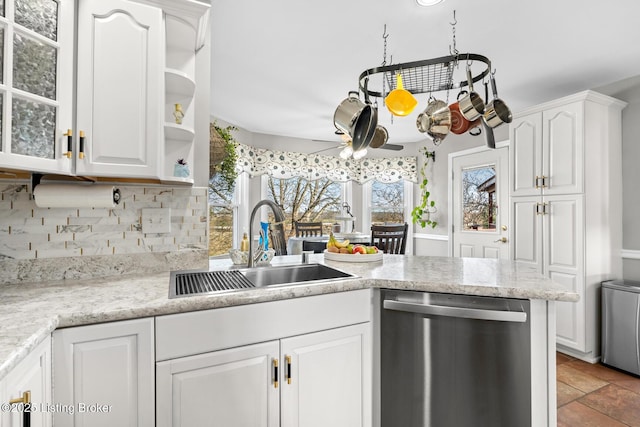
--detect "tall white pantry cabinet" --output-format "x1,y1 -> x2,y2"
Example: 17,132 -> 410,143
509,90 -> 626,362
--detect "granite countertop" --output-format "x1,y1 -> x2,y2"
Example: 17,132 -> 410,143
0,254 -> 577,380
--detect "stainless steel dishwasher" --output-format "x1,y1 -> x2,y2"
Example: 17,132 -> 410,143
380,289 -> 531,427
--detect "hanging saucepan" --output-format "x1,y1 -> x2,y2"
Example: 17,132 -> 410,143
483,72 -> 512,128
385,73 -> 418,117
449,91 -> 472,135
416,97 -> 451,144
334,91 -> 375,151
481,80 -> 495,148
458,67 -> 485,121
369,125 -> 389,149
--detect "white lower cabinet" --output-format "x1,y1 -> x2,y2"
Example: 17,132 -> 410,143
155,289 -> 372,427
0,337 -> 51,427
156,341 -> 280,427
280,324 -> 370,427
52,318 -> 155,427
156,323 -> 370,427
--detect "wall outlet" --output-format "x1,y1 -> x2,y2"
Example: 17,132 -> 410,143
142,208 -> 172,234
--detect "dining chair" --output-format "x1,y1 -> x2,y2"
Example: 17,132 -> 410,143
370,223 -> 408,254
294,221 -> 324,237
268,222 -> 288,256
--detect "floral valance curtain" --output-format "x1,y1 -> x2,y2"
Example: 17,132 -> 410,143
235,143 -> 417,184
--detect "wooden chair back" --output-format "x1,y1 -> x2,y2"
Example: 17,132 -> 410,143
294,221 -> 323,237
269,222 -> 288,256
370,223 -> 408,254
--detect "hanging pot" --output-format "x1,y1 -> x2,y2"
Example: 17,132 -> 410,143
353,105 -> 378,151
458,67 -> 485,121
449,91 -> 473,135
416,97 -> 451,143
334,91 -> 375,151
369,125 -> 389,149
483,73 -> 512,128
384,73 -> 418,117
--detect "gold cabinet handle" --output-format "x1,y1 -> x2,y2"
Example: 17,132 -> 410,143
63,129 -> 72,158
78,131 -> 87,159
540,175 -> 547,188
535,175 -> 541,189
285,355 -> 292,384
536,202 -> 548,215
493,237 -> 507,243
9,390 -> 30,405
273,358 -> 279,389
9,390 -> 31,426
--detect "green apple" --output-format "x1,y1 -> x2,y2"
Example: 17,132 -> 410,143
365,246 -> 379,254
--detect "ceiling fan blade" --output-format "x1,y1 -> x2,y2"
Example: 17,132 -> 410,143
379,143 -> 403,151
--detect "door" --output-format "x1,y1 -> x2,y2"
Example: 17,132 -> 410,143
280,323 -> 371,427
52,318 -> 155,427
156,341 -> 280,427
75,0 -> 162,178
451,147 -> 509,259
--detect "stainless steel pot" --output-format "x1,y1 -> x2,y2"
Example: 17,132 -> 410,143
416,97 -> 451,144
334,91 -> 372,145
483,73 -> 512,128
369,125 -> 389,149
458,68 -> 485,121
334,91 -> 377,152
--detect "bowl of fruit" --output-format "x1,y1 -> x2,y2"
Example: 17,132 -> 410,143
324,233 -> 383,263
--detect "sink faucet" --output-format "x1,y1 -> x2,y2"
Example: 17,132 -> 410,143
248,199 -> 286,268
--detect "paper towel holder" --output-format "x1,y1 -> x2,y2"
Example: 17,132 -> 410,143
30,173 -> 121,206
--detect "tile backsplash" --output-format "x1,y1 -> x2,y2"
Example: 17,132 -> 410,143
0,181 -> 209,285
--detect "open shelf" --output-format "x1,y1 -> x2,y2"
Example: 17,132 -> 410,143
165,123 -> 195,142
165,68 -> 196,97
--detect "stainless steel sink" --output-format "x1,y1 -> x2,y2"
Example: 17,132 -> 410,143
169,263 -> 356,298
242,263 -> 354,288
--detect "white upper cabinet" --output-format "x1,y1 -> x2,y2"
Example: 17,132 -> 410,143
0,0 -> 74,174
510,101 -> 584,197
0,0 -> 209,182
75,0 -> 163,178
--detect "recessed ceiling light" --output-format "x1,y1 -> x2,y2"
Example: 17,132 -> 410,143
416,0 -> 445,6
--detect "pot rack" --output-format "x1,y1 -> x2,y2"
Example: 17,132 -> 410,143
357,53 -> 492,99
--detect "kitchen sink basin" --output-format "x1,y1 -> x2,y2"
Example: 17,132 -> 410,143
169,263 -> 356,298
242,263 -> 354,288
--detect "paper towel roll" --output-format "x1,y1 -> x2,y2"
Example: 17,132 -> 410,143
33,184 -> 120,208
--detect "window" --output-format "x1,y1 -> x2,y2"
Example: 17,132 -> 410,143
266,176 -> 343,239
208,173 -> 237,256
461,165 -> 497,231
370,180 -> 405,225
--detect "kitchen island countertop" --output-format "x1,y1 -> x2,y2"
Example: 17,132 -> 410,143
0,254 -> 577,379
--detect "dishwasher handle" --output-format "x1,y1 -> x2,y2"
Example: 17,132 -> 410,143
383,299 -> 527,323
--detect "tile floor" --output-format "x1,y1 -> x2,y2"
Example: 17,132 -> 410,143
557,352 -> 640,426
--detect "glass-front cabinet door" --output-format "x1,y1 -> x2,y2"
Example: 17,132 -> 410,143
0,0 -> 72,174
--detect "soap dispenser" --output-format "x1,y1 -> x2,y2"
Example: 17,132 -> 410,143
240,232 -> 249,252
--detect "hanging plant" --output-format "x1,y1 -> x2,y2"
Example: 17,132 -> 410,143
411,147 -> 438,229
211,123 -> 238,192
